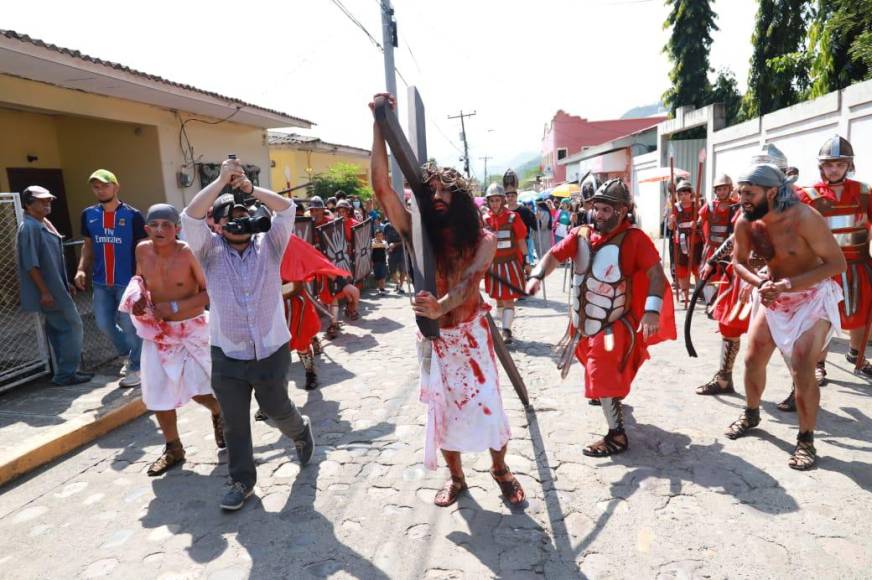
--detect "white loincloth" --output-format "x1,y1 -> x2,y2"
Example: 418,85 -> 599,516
756,279 -> 843,363
417,308 -> 512,470
119,276 -> 214,411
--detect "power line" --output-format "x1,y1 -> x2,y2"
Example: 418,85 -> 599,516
330,0 -> 383,50
448,110 -> 477,177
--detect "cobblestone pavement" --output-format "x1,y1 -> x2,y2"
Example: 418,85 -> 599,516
1,273 -> 871,579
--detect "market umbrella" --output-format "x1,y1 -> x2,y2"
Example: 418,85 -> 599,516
518,190 -> 538,203
638,166 -> 691,184
551,183 -> 580,198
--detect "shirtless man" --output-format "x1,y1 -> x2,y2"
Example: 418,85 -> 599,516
724,164 -> 846,470
371,93 -> 525,507
120,204 -> 225,476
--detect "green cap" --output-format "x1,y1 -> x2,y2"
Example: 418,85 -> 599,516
88,169 -> 118,184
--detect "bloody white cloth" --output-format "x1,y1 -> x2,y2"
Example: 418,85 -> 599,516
417,308 -> 511,470
119,276 -> 213,411
756,279 -> 843,363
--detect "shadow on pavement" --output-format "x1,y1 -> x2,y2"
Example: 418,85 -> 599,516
141,386 -> 394,577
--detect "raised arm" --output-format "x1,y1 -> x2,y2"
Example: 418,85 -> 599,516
186,159 -> 244,219
369,93 -> 411,238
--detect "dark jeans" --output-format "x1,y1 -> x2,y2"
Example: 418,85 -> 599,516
211,344 -> 306,489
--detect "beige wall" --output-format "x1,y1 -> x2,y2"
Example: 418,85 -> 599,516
269,147 -> 370,196
0,74 -> 273,213
0,108 -> 63,191
54,117 -> 164,223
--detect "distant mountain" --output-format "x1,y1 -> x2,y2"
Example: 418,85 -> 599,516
489,150 -> 539,177
621,102 -> 667,119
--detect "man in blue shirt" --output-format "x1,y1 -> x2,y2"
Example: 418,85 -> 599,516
74,169 -> 146,388
17,186 -> 93,385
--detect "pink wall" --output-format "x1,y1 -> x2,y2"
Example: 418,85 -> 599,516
541,110 -> 666,186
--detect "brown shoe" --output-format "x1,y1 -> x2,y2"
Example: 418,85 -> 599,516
147,443 -> 185,476
212,414 -> 226,449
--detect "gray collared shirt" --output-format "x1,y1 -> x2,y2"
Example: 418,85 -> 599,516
181,201 -> 295,361
16,214 -> 74,313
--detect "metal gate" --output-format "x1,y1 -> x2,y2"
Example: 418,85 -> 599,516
0,193 -> 51,393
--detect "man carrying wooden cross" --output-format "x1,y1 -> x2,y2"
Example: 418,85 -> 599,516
370,93 -> 525,508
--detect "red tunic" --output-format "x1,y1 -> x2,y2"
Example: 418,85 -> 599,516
672,203 -> 703,279
483,209 -> 527,299
280,235 -> 351,350
551,222 -> 676,399
797,179 -> 871,330
698,199 -> 736,262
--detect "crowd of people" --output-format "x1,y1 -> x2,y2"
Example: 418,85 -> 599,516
14,90 -> 869,513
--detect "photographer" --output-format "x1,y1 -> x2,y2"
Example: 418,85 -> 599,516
181,157 -> 314,512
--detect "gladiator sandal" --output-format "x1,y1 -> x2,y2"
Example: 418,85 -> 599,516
325,323 -> 340,340
776,386 -> 797,412
502,328 -> 514,345
212,413 -> 226,449
815,361 -> 828,386
584,398 -> 628,457
788,431 -> 817,471
696,339 -> 739,395
147,440 -> 185,476
311,336 -> 323,355
725,407 -> 761,440
846,349 -> 872,377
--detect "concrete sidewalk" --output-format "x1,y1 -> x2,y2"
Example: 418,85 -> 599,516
0,365 -> 145,486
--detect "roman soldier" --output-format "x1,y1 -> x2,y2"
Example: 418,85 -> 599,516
503,169 -> 536,278
668,180 -> 703,306
527,179 -> 675,456
483,183 -> 528,343
308,196 -> 360,339
797,135 -> 871,378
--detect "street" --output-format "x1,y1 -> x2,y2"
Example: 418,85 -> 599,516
1,273 -> 870,579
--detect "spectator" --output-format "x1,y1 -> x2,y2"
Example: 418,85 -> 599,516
181,157 -> 314,511
326,197 -> 337,211
371,227 -> 388,295
74,170 -> 146,388
17,186 -> 93,386
383,220 -> 407,294
553,199 -> 572,245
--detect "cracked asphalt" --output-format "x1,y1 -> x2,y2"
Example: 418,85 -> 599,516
1,273 -> 870,579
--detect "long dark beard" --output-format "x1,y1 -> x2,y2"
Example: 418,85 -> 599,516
418,191 -> 482,269
743,200 -> 769,221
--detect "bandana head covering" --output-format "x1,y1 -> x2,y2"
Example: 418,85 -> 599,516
737,163 -> 798,213
146,203 -> 181,224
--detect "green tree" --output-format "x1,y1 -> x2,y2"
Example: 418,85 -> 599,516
662,0 -> 718,115
741,0 -> 811,119
310,162 -> 373,200
710,68 -> 743,126
806,0 -> 872,97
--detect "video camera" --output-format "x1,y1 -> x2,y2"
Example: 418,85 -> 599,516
222,154 -> 272,235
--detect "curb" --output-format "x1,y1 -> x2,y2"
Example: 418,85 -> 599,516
0,396 -> 147,488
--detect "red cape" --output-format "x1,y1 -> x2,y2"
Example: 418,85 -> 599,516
281,235 -> 351,283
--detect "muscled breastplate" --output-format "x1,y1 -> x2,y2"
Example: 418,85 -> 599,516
708,201 -> 735,244
570,229 -> 630,337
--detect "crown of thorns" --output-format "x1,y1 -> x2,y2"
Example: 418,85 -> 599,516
420,163 -> 471,196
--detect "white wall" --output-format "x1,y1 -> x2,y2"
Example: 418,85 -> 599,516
632,151 -> 661,238
711,79 -> 872,189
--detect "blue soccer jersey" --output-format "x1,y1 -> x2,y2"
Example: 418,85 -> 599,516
80,202 -> 146,287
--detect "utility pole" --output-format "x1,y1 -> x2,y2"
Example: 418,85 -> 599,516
479,155 -> 492,186
448,110 -> 476,177
379,0 -> 404,195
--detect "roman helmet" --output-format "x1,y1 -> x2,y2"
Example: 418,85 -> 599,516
817,134 -> 855,178
308,195 -> 325,209
675,180 -> 693,192
580,174 -> 601,202
713,173 -> 733,188
502,169 -> 518,193
750,143 -> 788,171
485,183 -> 507,198
591,178 -> 632,208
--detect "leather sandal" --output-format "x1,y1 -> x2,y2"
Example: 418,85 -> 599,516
490,467 -> 525,505
583,429 -> 628,457
434,476 -> 467,507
